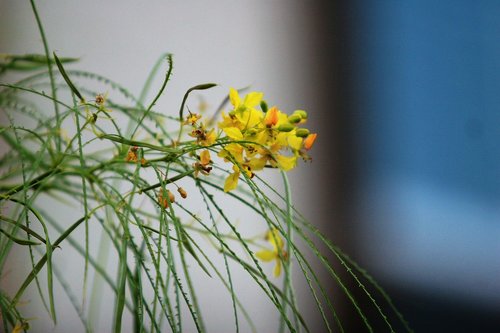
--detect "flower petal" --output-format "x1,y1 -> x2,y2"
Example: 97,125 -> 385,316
267,228 -> 284,251
223,127 -> 244,140
229,88 -> 241,108
243,92 -> 263,108
248,156 -> 267,171
202,129 -> 216,146
276,154 -> 297,171
287,135 -> 303,151
264,107 -> 280,127
219,143 -> 244,163
255,249 -> 276,262
224,172 -> 240,192
200,150 -> 211,165
236,108 -> 263,129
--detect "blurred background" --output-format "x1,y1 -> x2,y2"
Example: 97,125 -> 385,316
321,1 -> 500,331
1,1 -> 500,332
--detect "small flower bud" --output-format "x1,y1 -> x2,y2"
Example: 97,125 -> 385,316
293,110 -> 308,120
277,123 -> 294,132
287,114 -> 302,124
95,93 -> 106,106
260,100 -> 268,113
177,187 -> 188,199
264,107 -> 280,127
295,128 -> 310,138
87,112 -> 98,124
158,189 -> 175,209
125,150 -> 137,162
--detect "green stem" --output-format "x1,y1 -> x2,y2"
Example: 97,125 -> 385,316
0,168 -> 62,198
29,0 -> 61,152
130,54 -> 173,139
279,171 -> 298,333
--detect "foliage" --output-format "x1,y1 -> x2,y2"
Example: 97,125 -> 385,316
0,1 -> 412,332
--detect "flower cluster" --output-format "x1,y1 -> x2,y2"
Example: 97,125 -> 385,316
217,88 -> 317,192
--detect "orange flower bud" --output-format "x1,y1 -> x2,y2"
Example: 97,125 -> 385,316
125,150 -> 137,162
125,146 -> 147,166
158,190 -> 175,209
177,187 -> 188,199
303,133 -> 317,150
264,107 -> 280,127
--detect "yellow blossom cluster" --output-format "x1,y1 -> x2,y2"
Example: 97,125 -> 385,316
217,88 -> 317,192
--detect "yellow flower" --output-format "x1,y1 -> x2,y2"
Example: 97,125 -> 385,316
218,143 -> 244,164
193,149 -> 212,177
218,112 -> 242,130
200,149 -> 211,165
222,127 -> 244,141
224,165 -> 241,192
287,133 -> 303,151
250,144 -> 297,172
220,143 -> 258,192
229,87 -> 263,113
189,125 -> 216,146
236,108 -> 263,130
225,88 -> 264,130
223,163 -> 253,192
275,154 -> 297,171
259,107 -> 301,150
201,128 -> 216,146
255,228 -> 288,277
185,112 -> 202,126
